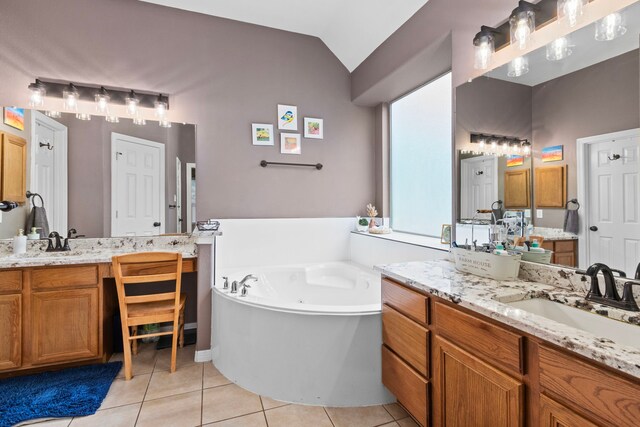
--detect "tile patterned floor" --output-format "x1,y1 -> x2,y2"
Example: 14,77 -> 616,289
18,343 -> 419,427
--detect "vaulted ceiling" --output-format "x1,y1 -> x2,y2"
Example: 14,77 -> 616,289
139,0 -> 429,71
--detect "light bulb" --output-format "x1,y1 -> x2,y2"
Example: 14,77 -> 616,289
508,56 -> 529,78
558,0 -> 586,28
154,94 -> 168,119
595,12 -> 626,41
125,90 -> 139,116
63,83 -> 79,112
75,113 -> 91,121
473,28 -> 495,70
478,139 -> 486,149
510,4 -> 535,51
28,80 -> 46,108
546,37 -> 572,61
94,87 -> 110,114
522,141 -> 531,156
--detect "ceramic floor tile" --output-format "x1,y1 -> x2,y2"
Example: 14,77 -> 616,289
203,362 -> 232,389
397,417 -> 420,427
202,412 -> 268,427
145,363 -> 203,401
154,345 -> 197,372
325,405 -> 394,427
259,395 -> 289,410
201,384 -> 263,425
112,347 -> 158,379
16,418 -> 72,427
383,403 -> 409,420
264,405 -> 333,427
136,390 -> 202,427
100,373 -> 151,409
69,403 -> 140,427
378,423 -> 400,427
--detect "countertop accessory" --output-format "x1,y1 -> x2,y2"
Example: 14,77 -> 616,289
260,160 -> 322,170
13,229 -> 27,255
196,219 -> 220,231
577,263 -> 639,311
451,247 -> 522,281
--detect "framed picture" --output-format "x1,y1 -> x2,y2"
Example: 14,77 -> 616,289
440,224 -> 452,245
252,123 -> 274,146
304,118 -> 323,139
277,104 -> 298,131
542,145 -> 563,162
506,155 -> 524,167
4,107 -> 25,131
280,133 -> 301,155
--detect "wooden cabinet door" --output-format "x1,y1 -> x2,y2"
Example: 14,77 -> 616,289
0,294 -> 21,370
504,169 -> 531,208
1,133 -> 27,202
553,252 -> 575,267
433,336 -> 523,427
540,394 -> 600,427
535,166 -> 567,208
31,288 -> 99,364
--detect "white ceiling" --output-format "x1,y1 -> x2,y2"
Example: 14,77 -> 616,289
139,0 -> 429,71
487,1 -> 640,86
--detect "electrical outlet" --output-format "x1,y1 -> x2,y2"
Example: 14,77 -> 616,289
536,209 -> 543,219
524,209 -> 531,218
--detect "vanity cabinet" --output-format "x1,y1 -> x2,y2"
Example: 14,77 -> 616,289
541,239 -> 577,267
0,270 -> 23,370
0,132 -> 27,203
539,395 -> 600,427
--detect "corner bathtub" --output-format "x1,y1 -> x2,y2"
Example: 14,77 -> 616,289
211,262 -> 394,406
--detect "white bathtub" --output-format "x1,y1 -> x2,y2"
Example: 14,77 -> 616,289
211,261 -> 393,407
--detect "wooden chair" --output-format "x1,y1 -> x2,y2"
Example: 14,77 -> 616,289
112,252 -> 186,380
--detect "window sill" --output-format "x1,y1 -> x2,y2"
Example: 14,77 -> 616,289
351,230 -> 450,252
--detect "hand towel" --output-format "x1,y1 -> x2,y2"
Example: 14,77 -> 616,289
25,194 -> 50,238
563,208 -> 579,234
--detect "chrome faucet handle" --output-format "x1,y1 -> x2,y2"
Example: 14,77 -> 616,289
240,284 -> 251,297
230,281 -> 239,294
222,276 -> 229,290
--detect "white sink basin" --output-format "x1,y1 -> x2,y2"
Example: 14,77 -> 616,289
507,299 -> 640,350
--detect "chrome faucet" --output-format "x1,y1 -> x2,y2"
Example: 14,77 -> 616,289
239,274 -> 258,286
221,276 -> 229,290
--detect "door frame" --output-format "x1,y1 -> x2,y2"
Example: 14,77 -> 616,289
460,155 -> 498,219
30,111 -> 68,234
185,162 -> 195,233
577,128 -> 639,269
176,157 -> 182,233
110,132 -> 166,236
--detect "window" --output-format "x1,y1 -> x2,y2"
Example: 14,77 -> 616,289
390,72 -> 452,237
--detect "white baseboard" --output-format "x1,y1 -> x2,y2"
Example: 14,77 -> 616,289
195,349 -> 212,362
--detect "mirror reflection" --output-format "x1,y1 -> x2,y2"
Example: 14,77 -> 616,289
0,109 -> 196,239
456,1 -> 640,274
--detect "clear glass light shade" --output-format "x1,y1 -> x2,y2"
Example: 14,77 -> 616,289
159,118 -> 172,128
133,115 -> 146,126
473,35 -> 494,70
154,95 -> 168,119
75,113 -> 91,121
557,0 -> 587,28
105,115 -> 119,123
28,81 -> 46,108
95,88 -> 110,114
508,56 -> 529,77
63,85 -> 79,112
45,111 -> 61,118
546,37 -> 572,61
125,91 -> 139,116
510,9 -> 535,50
595,13 -> 626,41
523,144 -> 531,155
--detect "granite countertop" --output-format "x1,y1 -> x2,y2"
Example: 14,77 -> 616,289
375,260 -> 640,379
0,235 -> 204,269
531,227 -> 578,241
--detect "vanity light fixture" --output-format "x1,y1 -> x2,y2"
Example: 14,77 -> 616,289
521,140 -> 531,155
133,115 -> 146,126
125,90 -> 140,116
557,0 -> 587,28
94,86 -> 110,114
63,83 -> 80,112
28,79 -> 46,108
45,111 -> 61,119
75,113 -> 91,121
470,134 -> 530,157
508,56 -> 529,77
595,12 -> 626,41
154,94 -> 168,119
546,36 -> 572,61
159,118 -> 172,128
105,115 -> 120,123
509,1 -> 536,51
473,26 -> 498,70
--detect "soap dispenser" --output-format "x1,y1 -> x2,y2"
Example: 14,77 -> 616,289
13,229 -> 27,255
27,227 -> 41,240
529,239 -> 545,253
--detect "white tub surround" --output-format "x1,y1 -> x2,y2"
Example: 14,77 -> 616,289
212,261 -> 393,406
377,260 -> 640,379
350,231 -> 448,268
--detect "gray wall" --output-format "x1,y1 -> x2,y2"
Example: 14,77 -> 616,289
531,49 -> 640,227
0,0 -> 376,220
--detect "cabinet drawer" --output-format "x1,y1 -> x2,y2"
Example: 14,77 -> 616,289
31,265 -> 100,290
539,345 -> 640,427
554,240 -> 575,253
382,278 -> 428,325
382,304 -> 429,377
382,345 -> 428,427
434,302 -> 523,374
0,270 -> 22,293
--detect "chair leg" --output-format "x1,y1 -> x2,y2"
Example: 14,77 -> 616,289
131,327 -> 139,356
122,326 -> 134,380
170,320 -> 179,373
179,309 -> 185,348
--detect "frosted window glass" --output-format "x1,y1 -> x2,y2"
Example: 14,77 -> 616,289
390,72 -> 452,237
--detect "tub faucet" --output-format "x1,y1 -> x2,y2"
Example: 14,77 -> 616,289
230,281 -> 239,293
239,274 -> 257,286
239,283 -> 251,297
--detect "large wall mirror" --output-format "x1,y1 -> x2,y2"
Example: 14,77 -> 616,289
456,1 -> 640,274
0,109 -> 196,239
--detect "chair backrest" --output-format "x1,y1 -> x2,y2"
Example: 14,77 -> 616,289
513,235 -> 545,247
112,252 -> 183,321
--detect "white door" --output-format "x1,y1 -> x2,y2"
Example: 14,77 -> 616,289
30,111 -> 68,234
111,133 -> 165,237
176,157 -> 182,233
586,133 -> 640,273
460,155 -> 498,219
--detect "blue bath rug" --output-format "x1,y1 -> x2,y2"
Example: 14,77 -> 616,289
0,362 -> 122,427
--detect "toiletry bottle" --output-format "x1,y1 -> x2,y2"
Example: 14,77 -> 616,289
529,239 -> 545,253
493,243 -> 508,256
13,229 -> 27,255
27,227 -> 41,240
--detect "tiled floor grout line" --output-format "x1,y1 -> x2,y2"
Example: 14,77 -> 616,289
262,410 -> 270,427
323,407 -> 336,427
134,355 -> 157,426
201,409 -> 264,426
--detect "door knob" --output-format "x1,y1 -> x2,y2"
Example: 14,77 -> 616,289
153,222 -> 161,227
589,226 -> 598,232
